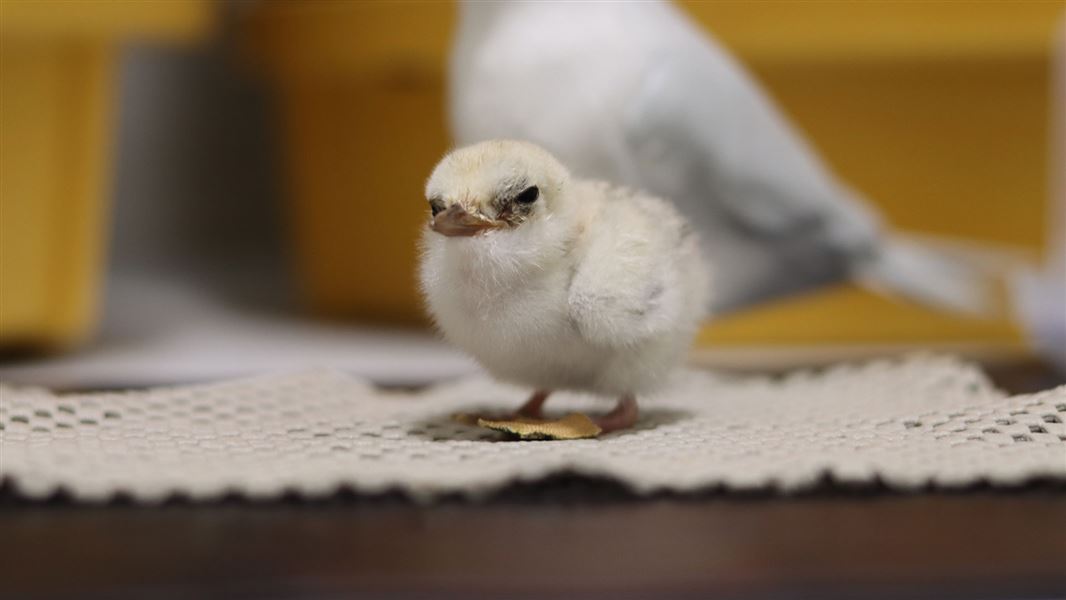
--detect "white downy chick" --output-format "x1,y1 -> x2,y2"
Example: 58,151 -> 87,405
420,140 -> 708,432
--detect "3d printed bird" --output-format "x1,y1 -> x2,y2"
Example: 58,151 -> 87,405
420,140 -> 708,433
450,0 -> 991,315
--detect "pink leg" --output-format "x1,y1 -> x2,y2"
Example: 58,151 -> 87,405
595,395 -> 638,433
516,390 -> 551,419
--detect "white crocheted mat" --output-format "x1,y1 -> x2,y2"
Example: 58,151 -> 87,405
1,356 -> 1063,502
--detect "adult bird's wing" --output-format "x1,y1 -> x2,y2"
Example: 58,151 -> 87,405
620,42 -> 884,313
620,25 -> 992,316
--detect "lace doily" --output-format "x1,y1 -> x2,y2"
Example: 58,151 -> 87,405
1,356 -> 1063,502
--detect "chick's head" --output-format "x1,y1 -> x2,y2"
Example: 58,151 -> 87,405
425,140 -> 570,237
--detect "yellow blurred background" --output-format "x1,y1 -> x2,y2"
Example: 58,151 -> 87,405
1,0 -> 1063,374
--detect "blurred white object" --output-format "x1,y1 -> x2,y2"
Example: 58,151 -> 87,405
0,276 -> 477,389
1011,17 -> 1066,372
451,1 -> 994,315
1014,273 -> 1066,372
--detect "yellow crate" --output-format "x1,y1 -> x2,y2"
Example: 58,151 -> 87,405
0,0 -> 212,349
245,1 -> 1059,349
246,1 -> 453,324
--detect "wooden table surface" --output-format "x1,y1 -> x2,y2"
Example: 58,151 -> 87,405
2,485 -> 1065,599
2,361 -> 1064,599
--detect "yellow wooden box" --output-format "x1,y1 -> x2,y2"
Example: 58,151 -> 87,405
245,1 -> 1061,357
0,0 -> 211,349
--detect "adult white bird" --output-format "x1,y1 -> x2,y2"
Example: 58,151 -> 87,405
450,0 -> 991,314
420,140 -> 708,432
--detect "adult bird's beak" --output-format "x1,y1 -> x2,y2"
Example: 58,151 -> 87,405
430,204 -> 499,237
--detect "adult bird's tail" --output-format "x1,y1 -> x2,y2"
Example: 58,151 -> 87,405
855,235 -> 1009,316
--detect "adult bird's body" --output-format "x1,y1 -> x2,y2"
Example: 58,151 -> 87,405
451,0 -> 990,315
420,141 -> 708,432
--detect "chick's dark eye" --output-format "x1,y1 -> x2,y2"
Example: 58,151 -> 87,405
514,186 -> 539,205
428,197 -> 445,216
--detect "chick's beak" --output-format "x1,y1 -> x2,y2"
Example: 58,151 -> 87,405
430,204 -> 499,237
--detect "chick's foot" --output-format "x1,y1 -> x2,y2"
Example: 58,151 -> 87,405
515,390 -> 551,419
594,395 -> 639,433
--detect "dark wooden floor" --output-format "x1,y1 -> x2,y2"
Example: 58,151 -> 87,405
2,361 -> 1064,599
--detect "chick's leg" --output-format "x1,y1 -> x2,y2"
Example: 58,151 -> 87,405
594,394 -> 638,433
516,390 -> 551,419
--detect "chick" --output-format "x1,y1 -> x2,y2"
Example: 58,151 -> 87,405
420,140 -> 708,433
